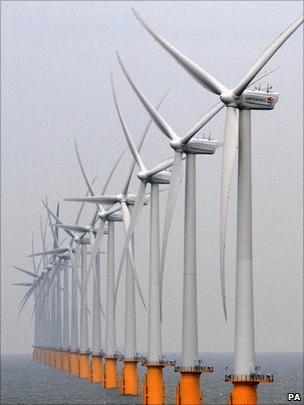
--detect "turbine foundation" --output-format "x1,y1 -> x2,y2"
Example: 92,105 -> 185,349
119,359 -> 139,396
70,352 -> 80,376
175,366 -> 213,405
62,351 -> 70,372
42,349 -> 48,365
45,349 -> 51,366
103,357 -> 118,388
49,350 -> 55,367
142,363 -> 166,405
90,355 -> 104,383
226,373 -> 273,405
79,353 -> 90,378
55,350 -> 62,369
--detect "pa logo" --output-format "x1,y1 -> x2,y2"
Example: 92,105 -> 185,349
288,393 -> 302,401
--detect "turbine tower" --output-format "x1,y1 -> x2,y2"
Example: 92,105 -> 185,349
111,77 -> 193,405
132,10 -> 303,405
64,151 -> 143,389
115,55 -> 223,404
66,111 -> 168,391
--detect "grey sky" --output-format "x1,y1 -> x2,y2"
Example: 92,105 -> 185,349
1,1 -> 303,356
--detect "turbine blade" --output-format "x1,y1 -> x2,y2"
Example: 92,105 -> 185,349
160,151 -> 183,320
55,202 -> 60,246
84,219 -> 106,290
44,197 -> 59,249
29,247 -> 68,257
55,224 -> 91,233
233,15 -> 303,96
74,139 -> 96,196
111,74 -> 168,195
249,66 -> 281,87
145,154 -> 185,178
101,149 -> 126,195
12,265 -> 39,278
132,8 -> 226,95
117,52 -> 178,141
40,217 -> 47,269
105,202 -> 121,217
13,282 -> 33,287
114,181 -> 147,308
220,106 -> 239,321
31,262 -> 60,316
100,302 -> 105,319
18,273 -> 45,318
120,201 -> 146,310
181,101 -> 225,144
70,244 -> 81,292
111,74 -> 146,172
75,175 -> 98,226
31,235 -> 38,273
41,199 -> 75,239
87,150 -> 126,228
64,195 -> 118,204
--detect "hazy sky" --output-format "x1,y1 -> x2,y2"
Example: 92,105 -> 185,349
1,1 -> 303,357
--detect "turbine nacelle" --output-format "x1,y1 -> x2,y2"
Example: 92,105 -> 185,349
150,170 -> 171,185
181,138 -> 221,155
108,212 -> 123,222
138,169 -> 171,185
238,89 -> 279,110
92,227 -> 109,235
78,237 -> 90,245
58,253 -> 70,260
123,192 -> 150,204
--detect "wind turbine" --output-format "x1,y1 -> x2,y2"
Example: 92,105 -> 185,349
12,263 -> 40,360
65,103 -> 167,390
65,189 -> 146,390
64,146 -> 146,388
42,203 -> 102,379
22,221 -> 64,367
131,9 -> 303,405
41,203 -> 81,374
29,253 -> 66,369
64,201 -> 126,389
112,76 -> 176,405
111,77 -> 177,394
115,55 -> 222,405
34,186 -> 95,375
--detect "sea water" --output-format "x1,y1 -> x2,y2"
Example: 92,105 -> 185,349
1,353 -> 302,404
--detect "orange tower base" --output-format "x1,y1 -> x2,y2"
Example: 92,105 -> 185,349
229,382 -> 258,405
62,351 -> 70,372
142,364 -> 166,405
50,350 -> 56,368
70,352 -> 80,376
90,355 -> 104,383
175,371 -> 202,405
46,349 -> 51,366
55,350 -> 62,369
46,349 -> 51,367
226,374 -> 273,405
42,349 -> 47,365
119,360 -> 139,396
103,357 -> 118,389
79,353 -> 90,378
175,365 -> 213,405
